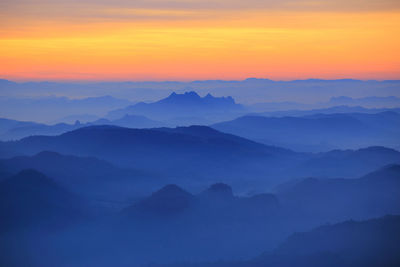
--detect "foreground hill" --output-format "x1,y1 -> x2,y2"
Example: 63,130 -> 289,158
277,164 -> 400,223
117,167 -> 400,266
0,169 -> 84,231
123,183 -> 279,221
117,165 -> 400,263
117,183 -> 281,262
0,151 -> 158,201
1,165 -> 399,266
260,215 -> 400,267
153,215 -> 400,267
212,112 -> 400,151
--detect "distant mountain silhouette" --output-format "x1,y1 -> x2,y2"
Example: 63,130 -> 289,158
328,95 -> 400,108
92,114 -> 165,128
2,79 -> 400,108
250,96 -> 400,113
295,146 -> 400,178
0,95 -> 133,122
0,120 -> 83,141
0,169 -> 83,231
254,105 -> 400,117
0,114 -> 165,141
107,91 -> 245,124
212,112 -> 400,151
53,114 -> 100,124
0,118 -> 39,134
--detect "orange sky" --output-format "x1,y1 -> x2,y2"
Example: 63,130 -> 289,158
0,0 -> 399,81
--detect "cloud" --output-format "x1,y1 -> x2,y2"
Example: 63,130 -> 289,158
2,0 -> 400,22
1,0 -> 399,30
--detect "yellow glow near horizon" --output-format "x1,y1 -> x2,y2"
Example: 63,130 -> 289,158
0,8 -> 399,81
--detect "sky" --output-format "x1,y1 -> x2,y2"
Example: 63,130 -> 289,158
0,0 -> 399,81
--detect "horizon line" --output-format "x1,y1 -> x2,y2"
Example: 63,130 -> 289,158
1,77 -> 400,84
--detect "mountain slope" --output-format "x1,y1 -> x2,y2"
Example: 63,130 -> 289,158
153,215 -> 400,267
295,146 -> 400,178
277,164 -> 400,222
0,121 -> 83,141
0,151 -> 159,201
92,114 -> 165,128
123,184 -> 195,218
1,126 -> 399,189
118,183 -> 281,262
0,114 -> 165,141
259,215 -> 400,267
212,112 -> 400,152
0,125 -> 296,187
0,118 -> 40,134
0,169 -> 84,231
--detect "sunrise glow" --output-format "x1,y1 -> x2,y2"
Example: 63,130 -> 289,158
1,1 -> 399,81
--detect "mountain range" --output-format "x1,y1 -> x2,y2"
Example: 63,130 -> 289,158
0,115 -> 165,141
212,112 -> 400,151
122,164 -> 400,265
2,79 -> 399,105
0,92 -> 244,140
0,95 -> 133,122
0,151 -> 159,202
252,105 -> 400,117
106,91 -> 246,124
250,96 -> 400,112
1,91 -> 400,144
0,125 -> 296,191
1,81 -> 400,266
1,125 -> 400,192
0,162 -> 399,266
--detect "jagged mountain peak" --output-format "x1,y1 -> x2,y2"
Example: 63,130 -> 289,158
106,91 -> 243,121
